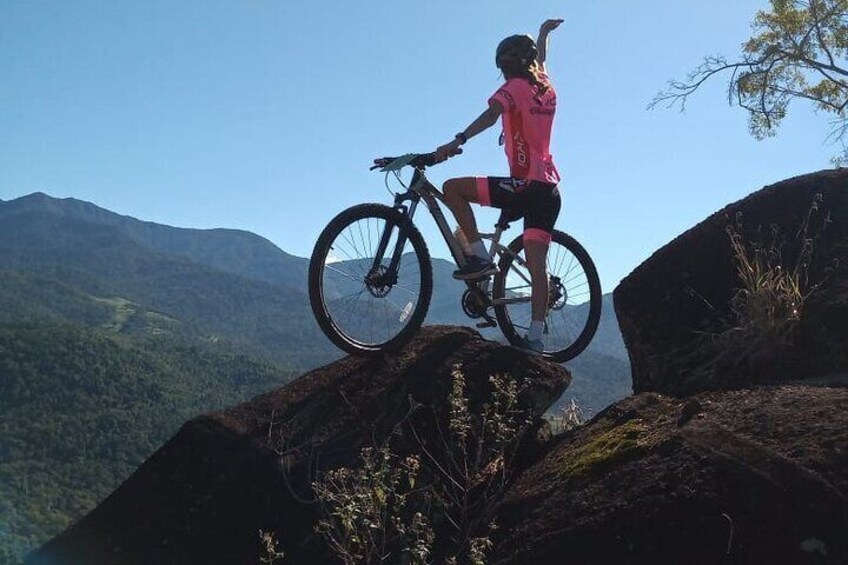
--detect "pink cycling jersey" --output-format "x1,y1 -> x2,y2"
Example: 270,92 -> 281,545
489,72 -> 560,184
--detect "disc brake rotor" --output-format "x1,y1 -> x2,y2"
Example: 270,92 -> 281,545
548,275 -> 567,311
365,265 -> 394,298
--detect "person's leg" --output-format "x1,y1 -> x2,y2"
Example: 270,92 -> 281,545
443,177 -> 482,242
443,178 -> 497,279
523,235 -> 550,343
519,181 -> 560,349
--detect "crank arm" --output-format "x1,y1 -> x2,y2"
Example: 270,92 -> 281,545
476,311 -> 498,329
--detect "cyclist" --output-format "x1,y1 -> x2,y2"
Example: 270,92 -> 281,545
435,18 -> 564,352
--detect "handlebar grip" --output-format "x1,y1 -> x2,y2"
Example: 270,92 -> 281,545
371,149 -> 462,171
371,156 -> 396,170
430,147 -> 463,166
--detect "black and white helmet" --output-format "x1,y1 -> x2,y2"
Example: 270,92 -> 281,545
495,34 -> 538,71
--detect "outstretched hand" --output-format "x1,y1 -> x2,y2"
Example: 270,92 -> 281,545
435,139 -> 463,163
540,18 -> 564,35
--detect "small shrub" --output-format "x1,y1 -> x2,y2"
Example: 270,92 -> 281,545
313,366 -> 533,565
547,398 -> 585,436
313,447 -> 432,565
259,530 -> 285,565
697,194 -> 829,377
429,368 -> 530,563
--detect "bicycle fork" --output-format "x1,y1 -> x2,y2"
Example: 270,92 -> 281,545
367,199 -> 420,285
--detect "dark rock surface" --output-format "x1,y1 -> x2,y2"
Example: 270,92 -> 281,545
493,386 -> 848,565
614,168 -> 848,396
27,326 -> 569,565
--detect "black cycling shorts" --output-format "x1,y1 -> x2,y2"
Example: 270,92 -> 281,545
475,176 -> 561,244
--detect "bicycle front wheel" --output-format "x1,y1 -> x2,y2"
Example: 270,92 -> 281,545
309,203 -> 433,354
492,230 -> 601,362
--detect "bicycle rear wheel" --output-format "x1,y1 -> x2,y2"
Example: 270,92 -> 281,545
492,230 -> 601,362
309,203 -> 433,354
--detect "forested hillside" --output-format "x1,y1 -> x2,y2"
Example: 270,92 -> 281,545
0,194 -> 339,369
0,324 -> 294,562
0,195 -> 328,561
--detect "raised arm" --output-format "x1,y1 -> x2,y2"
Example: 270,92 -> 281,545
537,18 -> 564,70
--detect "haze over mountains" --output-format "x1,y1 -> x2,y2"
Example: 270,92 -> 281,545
0,192 -> 322,366
0,192 -> 630,561
0,192 -> 629,377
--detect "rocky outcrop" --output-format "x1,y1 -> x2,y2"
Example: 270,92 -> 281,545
614,168 -> 848,396
493,387 -> 848,565
486,168 -> 847,564
28,170 -> 848,565
27,326 -> 569,565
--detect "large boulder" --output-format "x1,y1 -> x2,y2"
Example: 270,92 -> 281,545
27,326 -> 569,565
492,387 -> 848,565
614,168 -> 848,396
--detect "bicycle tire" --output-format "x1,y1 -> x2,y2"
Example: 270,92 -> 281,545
492,230 -> 601,362
309,203 -> 433,354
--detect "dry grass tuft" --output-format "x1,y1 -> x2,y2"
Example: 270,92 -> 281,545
547,398 -> 585,436
697,194 -> 829,378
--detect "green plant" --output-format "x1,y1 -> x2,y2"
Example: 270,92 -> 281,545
313,446 -> 433,565
313,366 -> 533,565
651,0 -> 848,163
259,529 -> 286,564
554,419 -> 652,482
420,367 -> 529,564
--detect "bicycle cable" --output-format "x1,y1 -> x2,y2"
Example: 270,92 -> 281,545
384,168 -> 408,197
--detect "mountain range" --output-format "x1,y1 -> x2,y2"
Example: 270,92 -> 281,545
0,192 -> 631,562
0,192 -> 629,381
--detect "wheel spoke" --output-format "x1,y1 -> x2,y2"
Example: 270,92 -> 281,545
562,270 -> 586,287
561,254 -> 578,280
325,264 -> 365,284
393,283 -> 421,296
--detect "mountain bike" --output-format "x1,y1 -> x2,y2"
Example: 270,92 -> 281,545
308,152 -> 601,362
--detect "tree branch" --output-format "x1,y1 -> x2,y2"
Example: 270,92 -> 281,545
773,47 -> 848,77
811,3 -> 839,68
649,56 -> 767,110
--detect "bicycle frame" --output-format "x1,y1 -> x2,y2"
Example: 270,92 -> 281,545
312,155 -> 602,360
370,167 -> 534,310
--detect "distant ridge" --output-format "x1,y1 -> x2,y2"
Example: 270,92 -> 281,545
1,192 -> 307,290
0,192 -> 335,368
0,191 -> 630,399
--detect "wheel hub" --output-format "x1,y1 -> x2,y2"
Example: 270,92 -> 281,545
548,276 -> 567,311
365,265 -> 395,298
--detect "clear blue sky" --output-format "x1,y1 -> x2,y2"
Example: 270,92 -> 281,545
0,0 -> 834,292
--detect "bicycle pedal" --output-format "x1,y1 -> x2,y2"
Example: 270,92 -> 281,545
476,320 -> 497,329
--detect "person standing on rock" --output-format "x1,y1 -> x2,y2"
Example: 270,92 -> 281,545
435,18 -> 564,353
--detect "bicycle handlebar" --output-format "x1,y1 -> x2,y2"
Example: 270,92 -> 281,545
371,149 -> 463,171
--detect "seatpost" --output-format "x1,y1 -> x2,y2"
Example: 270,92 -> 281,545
488,225 -> 504,259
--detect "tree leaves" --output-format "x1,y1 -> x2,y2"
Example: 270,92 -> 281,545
651,0 -> 848,162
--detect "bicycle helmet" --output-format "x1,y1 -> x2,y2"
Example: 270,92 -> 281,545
495,34 -> 538,71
